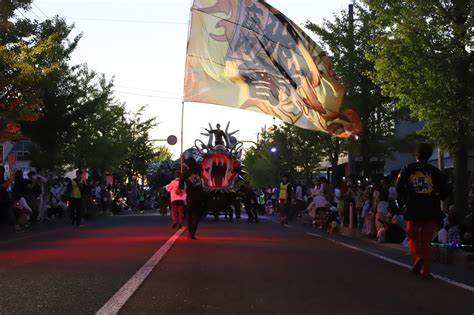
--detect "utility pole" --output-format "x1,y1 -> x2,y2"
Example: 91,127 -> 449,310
347,3 -> 357,178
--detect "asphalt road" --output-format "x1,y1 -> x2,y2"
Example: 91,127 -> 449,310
0,212 -> 472,315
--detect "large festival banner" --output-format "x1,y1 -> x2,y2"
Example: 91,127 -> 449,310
184,0 -> 362,138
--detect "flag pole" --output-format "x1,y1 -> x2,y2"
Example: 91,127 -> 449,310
180,1 -> 193,176
180,101 -> 185,175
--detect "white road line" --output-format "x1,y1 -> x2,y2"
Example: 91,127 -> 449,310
306,232 -> 474,293
96,228 -> 185,315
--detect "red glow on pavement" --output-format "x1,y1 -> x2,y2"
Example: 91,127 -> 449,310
0,225 -> 284,267
46,235 -> 170,246
0,226 -> 176,266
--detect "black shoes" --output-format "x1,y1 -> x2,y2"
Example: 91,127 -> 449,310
421,273 -> 434,280
172,224 -> 177,229
411,259 -> 423,275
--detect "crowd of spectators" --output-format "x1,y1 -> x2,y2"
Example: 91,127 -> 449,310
253,173 -> 474,250
0,166 -> 167,233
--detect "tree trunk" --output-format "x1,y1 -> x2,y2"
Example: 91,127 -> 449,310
453,142 -> 469,220
361,154 -> 371,178
438,148 -> 445,171
330,143 -> 340,188
330,158 -> 339,188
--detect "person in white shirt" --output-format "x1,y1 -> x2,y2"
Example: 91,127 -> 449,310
165,171 -> 186,229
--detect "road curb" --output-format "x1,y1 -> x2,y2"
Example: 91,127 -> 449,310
338,226 -> 474,269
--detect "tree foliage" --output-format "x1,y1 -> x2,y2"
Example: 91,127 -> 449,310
305,5 -> 401,177
365,0 -> 473,216
244,124 -> 342,187
2,3 -> 171,181
0,1 -> 67,140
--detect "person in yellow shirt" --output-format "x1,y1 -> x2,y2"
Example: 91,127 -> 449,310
278,175 -> 292,225
68,170 -> 86,227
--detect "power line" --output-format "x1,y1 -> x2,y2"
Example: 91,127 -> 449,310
27,4 -> 83,64
114,90 -> 182,100
61,16 -> 187,25
16,9 -> 28,20
115,85 -> 181,95
29,7 -> 42,20
32,2 -> 49,19
16,14 -> 186,26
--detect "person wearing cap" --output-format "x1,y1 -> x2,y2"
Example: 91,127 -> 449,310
396,143 -> 448,279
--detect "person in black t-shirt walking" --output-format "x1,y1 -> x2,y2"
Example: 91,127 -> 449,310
181,157 -> 203,240
396,143 -> 448,279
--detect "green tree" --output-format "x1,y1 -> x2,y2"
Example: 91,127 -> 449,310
365,0 -> 473,216
271,124 -> 322,183
305,5 -> 399,178
244,125 -> 334,187
121,106 -> 159,183
154,145 -> 173,161
66,74 -> 131,176
244,144 -> 280,188
0,1 -> 66,139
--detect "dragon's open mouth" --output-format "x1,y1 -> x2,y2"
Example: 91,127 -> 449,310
201,153 -> 238,189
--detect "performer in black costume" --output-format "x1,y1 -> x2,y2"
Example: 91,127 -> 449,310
238,182 -> 258,222
207,123 -> 228,146
181,156 -> 203,240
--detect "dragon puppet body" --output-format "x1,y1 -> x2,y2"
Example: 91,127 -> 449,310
148,122 -> 245,220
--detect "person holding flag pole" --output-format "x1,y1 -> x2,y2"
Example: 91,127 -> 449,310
181,0 -> 363,237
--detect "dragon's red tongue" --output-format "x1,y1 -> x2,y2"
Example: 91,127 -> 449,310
214,176 -> 223,187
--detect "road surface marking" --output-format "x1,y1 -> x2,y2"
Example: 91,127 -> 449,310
307,232 -> 474,293
96,228 -> 185,315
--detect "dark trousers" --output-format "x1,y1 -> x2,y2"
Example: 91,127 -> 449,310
69,198 -> 83,226
187,204 -> 200,237
234,201 -> 241,218
244,201 -> 258,222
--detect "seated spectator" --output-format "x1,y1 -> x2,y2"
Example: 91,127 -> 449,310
377,207 -> 406,243
462,207 -> 474,249
301,201 -> 317,226
13,194 -> 33,233
447,214 -> 461,245
375,194 -> 390,241
360,192 -> 371,230
265,199 -> 274,215
362,211 -> 376,238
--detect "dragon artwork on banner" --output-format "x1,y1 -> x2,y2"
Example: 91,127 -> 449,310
184,0 -> 362,138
